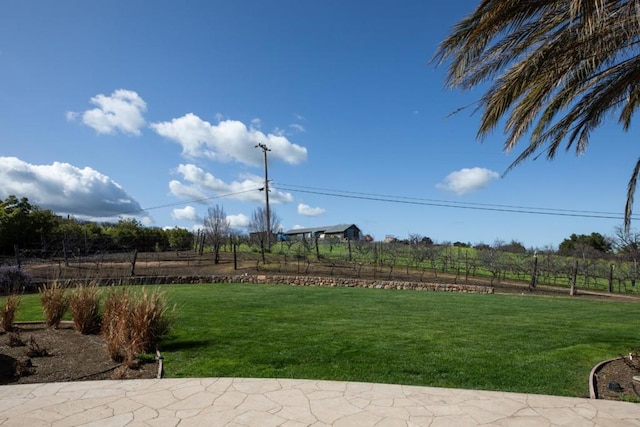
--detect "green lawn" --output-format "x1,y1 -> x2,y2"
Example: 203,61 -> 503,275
6,283 -> 640,397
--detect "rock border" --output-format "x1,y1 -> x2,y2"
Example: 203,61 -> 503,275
36,274 -> 494,294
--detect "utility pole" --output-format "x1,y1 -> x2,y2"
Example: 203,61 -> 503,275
255,143 -> 271,250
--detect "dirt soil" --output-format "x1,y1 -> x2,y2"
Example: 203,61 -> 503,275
0,323 -> 157,385
595,357 -> 640,401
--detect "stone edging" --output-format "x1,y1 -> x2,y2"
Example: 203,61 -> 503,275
40,274 -> 494,294
589,357 -> 621,399
233,274 -> 494,293
155,350 -> 164,379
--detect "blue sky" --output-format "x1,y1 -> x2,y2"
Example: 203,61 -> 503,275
0,1 -> 636,249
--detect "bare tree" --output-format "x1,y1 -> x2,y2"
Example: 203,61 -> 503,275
613,226 -> 640,287
248,206 -> 281,264
203,205 -> 230,264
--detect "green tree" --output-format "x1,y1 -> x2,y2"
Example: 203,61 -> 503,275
166,227 -> 194,251
558,232 -> 612,255
104,218 -> 145,251
435,1 -> 640,230
0,195 -> 61,255
496,239 -> 527,254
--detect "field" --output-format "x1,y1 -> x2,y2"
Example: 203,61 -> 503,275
11,242 -> 640,298
7,282 -> 640,397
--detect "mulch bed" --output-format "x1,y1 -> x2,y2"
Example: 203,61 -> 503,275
595,357 -> 640,401
0,323 -> 157,385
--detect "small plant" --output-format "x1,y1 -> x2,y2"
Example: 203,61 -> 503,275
40,281 -> 69,328
14,357 -> 33,377
8,331 -> 25,347
1,294 -> 21,332
69,283 -> 101,334
0,266 -> 32,295
26,336 -> 49,357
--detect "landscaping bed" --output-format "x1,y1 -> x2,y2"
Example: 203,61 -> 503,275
0,323 -> 157,385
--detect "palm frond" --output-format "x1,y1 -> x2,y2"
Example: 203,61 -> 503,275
436,0 -> 640,227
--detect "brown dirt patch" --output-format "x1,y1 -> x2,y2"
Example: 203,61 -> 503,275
595,357 -> 640,401
0,323 -> 157,385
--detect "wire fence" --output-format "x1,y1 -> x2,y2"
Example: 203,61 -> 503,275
1,239 -> 637,295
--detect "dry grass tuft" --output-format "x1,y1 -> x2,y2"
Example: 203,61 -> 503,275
39,281 -> 69,328
1,294 -> 21,332
102,287 -> 174,364
69,283 -> 101,334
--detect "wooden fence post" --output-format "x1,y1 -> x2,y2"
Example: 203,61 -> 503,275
570,260 -> 578,296
130,249 -> 138,277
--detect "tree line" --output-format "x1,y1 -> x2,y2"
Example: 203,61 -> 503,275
2,195 -> 638,268
0,195 -> 193,257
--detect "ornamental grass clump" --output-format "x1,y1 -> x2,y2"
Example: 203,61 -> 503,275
1,294 -> 21,332
69,283 -> 101,334
102,288 -> 131,363
102,287 -> 174,365
131,287 -> 173,355
39,281 -> 69,328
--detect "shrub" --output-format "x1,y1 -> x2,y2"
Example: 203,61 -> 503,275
1,294 -> 21,332
102,287 -> 174,364
69,283 -> 101,334
39,282 -> 69,328
0,267 -> 32,295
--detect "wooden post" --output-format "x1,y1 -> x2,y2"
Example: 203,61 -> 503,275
529,252 -> 538,291
608,263 -> 614,293
570,260 -> 578,296
130,249 -> 138,277
233,243 -> 237,270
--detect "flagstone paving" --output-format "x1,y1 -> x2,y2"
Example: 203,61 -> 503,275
1,378 -> 640,426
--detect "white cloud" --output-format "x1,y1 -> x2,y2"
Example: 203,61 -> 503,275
297,203 -> 326,217
436,167 -> 500,195
172,205 -> 200,222
163,225 -> 189,231
250,118 -> 262,129
151,113 -> 308,166
227,213 -> 250,229
292,224 -> 305,230
289,123 -> 305,133
69,89 -> 147,135
140,216 -> 155,227
0,156 -> 144,218
169,163 -> 294,204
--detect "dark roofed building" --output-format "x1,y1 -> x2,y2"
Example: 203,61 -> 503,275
283,224 -> 361,241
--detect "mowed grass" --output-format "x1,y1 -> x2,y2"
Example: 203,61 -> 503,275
7,283 -> 640,397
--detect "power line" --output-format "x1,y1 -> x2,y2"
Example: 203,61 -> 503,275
117,187 -> 262,216
276,182 -> 637,221
113,180 -> 634,223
